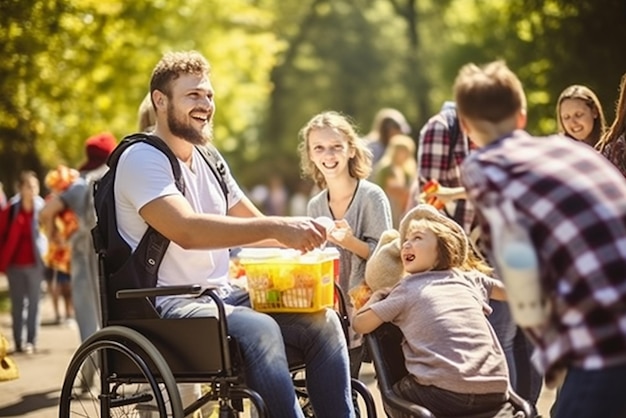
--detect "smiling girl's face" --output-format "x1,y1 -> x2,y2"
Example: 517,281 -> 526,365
307,127 -> 355,181
400,220 -> 439,274
559,97 -> 597,142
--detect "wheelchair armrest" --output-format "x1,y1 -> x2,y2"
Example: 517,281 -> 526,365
116,284 -> 206,299
508,388 -> 535,417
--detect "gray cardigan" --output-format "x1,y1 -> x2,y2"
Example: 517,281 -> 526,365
307,180 -> 392,293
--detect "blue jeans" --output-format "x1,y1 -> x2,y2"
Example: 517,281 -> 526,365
553,364 -> 626,418
513,329 -> 542,405
488,301 -> 518,384
488,301 -> 542,407
7,265 -> 43,349
158,288 -> 355,418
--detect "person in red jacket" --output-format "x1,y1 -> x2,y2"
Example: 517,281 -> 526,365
0,171 -> 48,354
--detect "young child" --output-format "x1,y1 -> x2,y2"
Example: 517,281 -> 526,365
42,165 -> 79,324
353,204 -> 511,417
456,60 -> 626,418
298,110 -> 393,377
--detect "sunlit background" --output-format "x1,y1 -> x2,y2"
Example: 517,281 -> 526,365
1,0 -> 625,201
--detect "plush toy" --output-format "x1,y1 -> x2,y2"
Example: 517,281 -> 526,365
350,229 -> 405,310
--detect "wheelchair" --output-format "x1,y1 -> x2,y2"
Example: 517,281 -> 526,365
365,323 -> 536,418
59,254 -> 377,417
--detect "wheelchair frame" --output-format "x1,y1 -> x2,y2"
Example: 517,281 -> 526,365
365,322 -> 535,418
59,252 -> 377,417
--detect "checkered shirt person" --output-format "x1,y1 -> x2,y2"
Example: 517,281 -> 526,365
461,129 -> 626,383
412,107 -> 478,234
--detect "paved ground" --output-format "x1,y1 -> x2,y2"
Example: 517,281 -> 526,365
0,274 -> 555,417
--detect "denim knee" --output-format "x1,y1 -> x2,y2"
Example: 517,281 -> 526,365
275,309 -> 347,360
227,307 -> 287,366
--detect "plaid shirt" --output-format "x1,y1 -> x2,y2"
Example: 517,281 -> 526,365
413,109 -> 478,234
461,130 -> 626,378
600,133 -> 626,179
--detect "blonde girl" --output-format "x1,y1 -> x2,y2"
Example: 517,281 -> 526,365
298,110 -> 392,377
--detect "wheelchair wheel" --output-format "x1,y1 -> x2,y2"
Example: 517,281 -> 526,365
59,326 -> 183,418
293,371 -> 377,418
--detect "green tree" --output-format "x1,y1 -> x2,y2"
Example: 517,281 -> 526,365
0,0 -> 282,190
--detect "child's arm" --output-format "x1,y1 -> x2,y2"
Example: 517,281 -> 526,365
489,279 -> 507,301
352,287 -> 390,334
352,307 -> 384,334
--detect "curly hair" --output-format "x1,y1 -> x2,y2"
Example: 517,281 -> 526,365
149,51 -> 210,106
298,111 -> 372,189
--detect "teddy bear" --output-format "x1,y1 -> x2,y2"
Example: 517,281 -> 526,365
349,228 -> 406,310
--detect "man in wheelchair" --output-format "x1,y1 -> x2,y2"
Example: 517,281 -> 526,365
354,205 -> 519,417
111,50 -> 355,417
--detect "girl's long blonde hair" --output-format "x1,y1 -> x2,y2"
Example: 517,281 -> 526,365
298,111 -> 373,189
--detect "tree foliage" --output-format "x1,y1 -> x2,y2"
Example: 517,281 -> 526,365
1,0 -> 624,195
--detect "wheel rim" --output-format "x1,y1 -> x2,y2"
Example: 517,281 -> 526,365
59,327 -> 182,417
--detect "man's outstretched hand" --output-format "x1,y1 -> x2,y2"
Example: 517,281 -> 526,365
274,217 -> 327,253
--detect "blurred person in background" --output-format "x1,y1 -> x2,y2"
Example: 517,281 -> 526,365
40,132 -> 116,391
373,134 -> 417,227
363,107 -> 411,168
556,84 -> 607,147
0,171 -> 48,354
42,165 -> 79,325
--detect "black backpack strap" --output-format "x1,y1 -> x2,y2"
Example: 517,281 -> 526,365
96,133 -> 184,280
111,133 -> 185,194
195,144 -> 229,208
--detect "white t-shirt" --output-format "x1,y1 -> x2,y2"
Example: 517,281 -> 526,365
115,142 -> 244,296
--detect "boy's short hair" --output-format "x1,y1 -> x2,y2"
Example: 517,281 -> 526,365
453,60 -> 526,123
149,51 -> 210,105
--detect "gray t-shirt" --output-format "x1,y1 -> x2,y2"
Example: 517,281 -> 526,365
370,269 -> 509,395
307,180 -> 392,293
